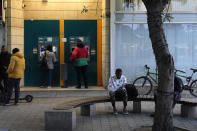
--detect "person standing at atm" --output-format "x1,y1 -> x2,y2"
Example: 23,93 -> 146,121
45,45 -> 57,88
69,39 -> 88,89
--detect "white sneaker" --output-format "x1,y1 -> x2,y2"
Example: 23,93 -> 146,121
47,86 -> 52,88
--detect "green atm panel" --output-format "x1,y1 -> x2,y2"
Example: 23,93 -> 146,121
24,20 -> 60,86
64,20 -> 97,86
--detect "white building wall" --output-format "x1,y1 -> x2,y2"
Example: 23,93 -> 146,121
111,0 -> 197,84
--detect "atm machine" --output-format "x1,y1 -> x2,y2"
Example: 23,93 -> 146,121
36,36 -> 60,86
38,44 -> 59,62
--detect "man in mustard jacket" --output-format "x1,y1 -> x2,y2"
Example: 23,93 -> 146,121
5,48 -> 25,105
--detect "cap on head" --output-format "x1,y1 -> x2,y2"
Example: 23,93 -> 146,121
12,48 -> 19,54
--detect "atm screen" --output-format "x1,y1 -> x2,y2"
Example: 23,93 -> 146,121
38,45 -> 59,62
53,46 -> 57,52
39,45 -> 46,57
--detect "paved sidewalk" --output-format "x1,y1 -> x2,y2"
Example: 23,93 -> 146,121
0,90 -> 197,131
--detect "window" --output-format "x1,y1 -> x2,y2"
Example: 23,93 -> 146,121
115,0 -> 197,12
111,0 -> 197,82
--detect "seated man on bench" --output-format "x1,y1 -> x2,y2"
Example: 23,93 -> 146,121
108,68 -> 128,115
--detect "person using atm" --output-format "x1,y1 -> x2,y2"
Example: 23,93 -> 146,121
40,45 -> 57,88
69,39 -> 88,89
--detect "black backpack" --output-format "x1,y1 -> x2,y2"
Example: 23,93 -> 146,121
174,76 -> 183,102
174,76 -> 183,93
115,84 -> 138,100
125,84 -> 138,99
40,53 -> 48,70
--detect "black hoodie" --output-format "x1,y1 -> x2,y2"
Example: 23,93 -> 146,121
0,51 -> 11,77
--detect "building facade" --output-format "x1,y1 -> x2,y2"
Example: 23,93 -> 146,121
3,0 -> 110,87
3,0 -> 197,87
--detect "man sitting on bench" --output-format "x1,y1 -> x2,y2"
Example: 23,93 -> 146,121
108,68 -> 128,115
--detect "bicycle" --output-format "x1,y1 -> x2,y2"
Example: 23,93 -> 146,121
133,65 -> 197,97
175,68 -> 197,97
133,65 -> 158,95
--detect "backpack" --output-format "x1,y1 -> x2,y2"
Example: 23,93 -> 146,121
40,53 -> 48,70
174,76 -> 183,102
114,84 -> 138,100
174,76 -> 183,93
125,84 -> 138,99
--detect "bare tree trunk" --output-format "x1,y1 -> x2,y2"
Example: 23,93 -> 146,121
142,0 -> 174,131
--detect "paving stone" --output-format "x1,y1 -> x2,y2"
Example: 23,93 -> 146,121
0,92 -> 196,131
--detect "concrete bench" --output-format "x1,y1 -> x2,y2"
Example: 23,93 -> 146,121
45,95 -> 154,131
45,95 -> 197,131
177,100 -> 197,119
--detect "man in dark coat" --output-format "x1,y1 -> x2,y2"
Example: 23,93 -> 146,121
0,45 -> 11,102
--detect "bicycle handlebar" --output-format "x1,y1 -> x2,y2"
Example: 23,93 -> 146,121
190,68 -> 197,73
175,69 -> 186,74
145,65 -> 150,70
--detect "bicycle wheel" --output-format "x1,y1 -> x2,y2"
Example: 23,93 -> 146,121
133,76 -> 153,95
189,79 -> 197,97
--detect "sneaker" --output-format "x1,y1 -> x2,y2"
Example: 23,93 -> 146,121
113,111 -> 118,115
4,103 -> 12,106
123,109 -> 128,115
113,108 -> 118,115
47,86 -> 52,88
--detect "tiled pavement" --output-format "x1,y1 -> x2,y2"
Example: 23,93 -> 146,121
0,88 -> 197,131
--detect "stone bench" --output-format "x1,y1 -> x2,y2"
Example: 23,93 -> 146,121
45,95 -> 197,131
177,100 -> 197,119
45,95 -> 154,131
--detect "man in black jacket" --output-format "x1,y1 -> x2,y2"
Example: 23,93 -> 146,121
0,45 -> 11,102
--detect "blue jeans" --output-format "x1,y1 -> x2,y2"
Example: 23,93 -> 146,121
6,78 -> 21,104
48,69 -> 53,86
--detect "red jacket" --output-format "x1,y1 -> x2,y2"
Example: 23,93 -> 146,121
69,47 -> 88,66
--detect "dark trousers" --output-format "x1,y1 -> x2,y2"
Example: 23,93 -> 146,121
109,88 -> 128,108
0,76 -> 5,93
75,65 -> 88,88
0,76 -> 9,103
48,69 -> 53,86
40,70 -> 48,87
6,78 -> 21,104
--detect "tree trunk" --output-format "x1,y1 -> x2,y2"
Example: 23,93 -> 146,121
142,0 -> 174,131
